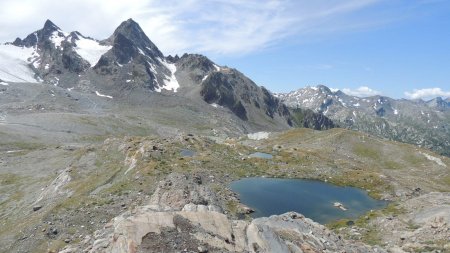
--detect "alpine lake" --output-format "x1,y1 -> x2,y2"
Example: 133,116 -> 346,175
230,177 -> 388,224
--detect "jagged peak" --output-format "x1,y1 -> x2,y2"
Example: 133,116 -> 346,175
43,19 -> 61,32
301,85 -> 332,94
10,19 -> 65,47
109,18 -> 163,58
114,18 -> 144,34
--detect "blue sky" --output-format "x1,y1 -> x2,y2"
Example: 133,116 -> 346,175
0,0 -> 449,99
214,1 -> 450,98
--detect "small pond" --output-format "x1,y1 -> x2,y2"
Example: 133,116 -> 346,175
180,149 -> 196,157
230,177 -> 387,224
248,152 -> 273,159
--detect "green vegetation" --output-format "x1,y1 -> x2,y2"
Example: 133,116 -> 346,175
327,202 -> 406,246
383,160 -> 402,170
353,143 -> 380,160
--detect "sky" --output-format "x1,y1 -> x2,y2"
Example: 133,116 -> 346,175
0,0 -> 449,99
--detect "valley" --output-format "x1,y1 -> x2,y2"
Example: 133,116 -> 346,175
0,18 -> 449,253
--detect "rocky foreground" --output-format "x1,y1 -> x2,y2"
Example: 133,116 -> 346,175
2,130 -> 449,253
60,173 -> 385,253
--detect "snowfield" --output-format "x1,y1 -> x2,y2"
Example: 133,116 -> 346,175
0,44 -> 39,83
74,37 -> 112,66
156,59 -> 179,92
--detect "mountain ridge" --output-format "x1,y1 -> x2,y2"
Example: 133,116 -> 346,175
276,85 -> 450,156
1,18 -> 321,133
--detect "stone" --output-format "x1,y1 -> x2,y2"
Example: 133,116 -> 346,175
33,205 -> 43,211
197,246 -> 208,252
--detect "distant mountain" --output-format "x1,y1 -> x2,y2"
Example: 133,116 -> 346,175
2,19 -> 326,132
276,85 -> 450,156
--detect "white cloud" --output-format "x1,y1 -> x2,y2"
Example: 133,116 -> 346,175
342,86 -> 380,97
404,88 -> 450,99
0,0 -> 383,56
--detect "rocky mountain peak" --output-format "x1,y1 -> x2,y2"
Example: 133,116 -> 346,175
12,19 -> 66,48
316,84 -> 333,94
426,97 -> 450,110
109,18 -> 163,60
43,19 -> 61,34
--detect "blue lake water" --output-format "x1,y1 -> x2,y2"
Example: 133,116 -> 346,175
248,152 -> 273,159
229,177 -> 387,224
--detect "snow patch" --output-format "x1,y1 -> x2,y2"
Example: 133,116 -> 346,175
156,59 -> 180,92
248,132 -> 270,140
213,64 -> 221,71
138,47 -> 146,55
95,91 -> 113,99
202,74 -> 209,82
32,59 -> 41,69
0,44 -> 39,83
394,109 -> 398,115
147,62 -> 157,73
74,37 -> 112,66
0,81 -> 8,86
53,77 -> 59,87
353,103 -> 360,107
210,103 -> 223,108
420,152 -> 446,167
50,31 -> 65,49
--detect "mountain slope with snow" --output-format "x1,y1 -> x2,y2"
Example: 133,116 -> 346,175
0,18 -> 295,131
72,33 -> 112,66
276,85 -> 450,156
0,45 -> 39,83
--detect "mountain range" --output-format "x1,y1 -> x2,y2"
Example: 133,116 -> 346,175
276,85 -> 450,156
0,19 -> 449,253
1,19 -> 448,156
1,19 -> 299,133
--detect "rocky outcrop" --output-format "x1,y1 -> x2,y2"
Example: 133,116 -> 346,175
60,173 -> 385,253
290,107 -> 336,130
370,192 -> 450,252
147,173 -> 222,212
